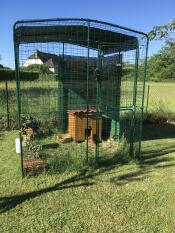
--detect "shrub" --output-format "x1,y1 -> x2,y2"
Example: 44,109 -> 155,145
0,69 -> 39,81
21,114 -> 57,138
21,64 -> 52,74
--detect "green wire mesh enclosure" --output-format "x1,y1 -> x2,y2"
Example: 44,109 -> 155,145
13,18 -> 148,176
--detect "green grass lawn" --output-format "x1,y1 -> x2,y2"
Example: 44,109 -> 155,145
1,128 -> 175,233
145,82 -> 175,113
1,80 -> 175,115
1,80 -> 175,131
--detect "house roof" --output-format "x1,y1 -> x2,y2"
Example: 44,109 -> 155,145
29,50 -> 59,62
15,24 -> 138,53
67,109 -> 97,115
27,50 -> 61,68
28,50 -> 97,67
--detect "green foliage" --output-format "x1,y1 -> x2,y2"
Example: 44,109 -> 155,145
21,64 -> 57,81
45,136 -> 132,174
47,142 -> 86,173
148,19 -> 175,81
28,142 -> 43,159
0,116 -> 9,130
148,41 -> 175,81
122,63 -> 135,80
144,100 -> 175,124
0,115 -> 18,131
112,136 -> 131,162
21,114 -> 57,138
21,64 -> 52,74
148,18 -> 175,40
0,69 -> 39,81
38,119 -> 58,137
22,64 -> 59,81
1,131 -> 175,233
21,114 -> 40,134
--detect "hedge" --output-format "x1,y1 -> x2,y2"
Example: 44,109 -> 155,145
0,69 -> 39,81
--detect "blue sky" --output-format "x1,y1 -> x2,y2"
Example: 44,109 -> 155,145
0,0 -> 175,68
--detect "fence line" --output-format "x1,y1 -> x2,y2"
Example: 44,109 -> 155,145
0,81 -> 15,130
1,81 -> 175,131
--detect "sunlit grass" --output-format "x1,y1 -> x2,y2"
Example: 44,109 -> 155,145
145,82 -> 175,114
1,130 -> 175,232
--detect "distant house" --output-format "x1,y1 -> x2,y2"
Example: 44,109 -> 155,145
23,50 -> 60,73
24,50 -> 97,75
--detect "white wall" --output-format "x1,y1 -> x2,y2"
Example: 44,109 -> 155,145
23,58 -> 57,74
23,58 -> 43,67
49,67 -> 55,73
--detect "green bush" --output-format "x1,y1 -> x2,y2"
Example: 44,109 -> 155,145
21,64 -> 52,74
0,69 -> 39,81
21,64 -> 58,81
148,41 -> 175,82
21,114 -> 57,138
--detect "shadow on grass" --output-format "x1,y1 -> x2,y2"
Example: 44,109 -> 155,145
110,142 -> 175,186
0,170 -> 94,213
1,123 -> 175,213
111,123 -> 175,184
142,122 -> 175,141
42,143 -> 59,149
2,142 -> 174,213
0,157 -> 126,213
109,122 -> 175,185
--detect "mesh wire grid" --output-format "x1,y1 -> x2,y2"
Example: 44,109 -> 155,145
13,18 -> 148,175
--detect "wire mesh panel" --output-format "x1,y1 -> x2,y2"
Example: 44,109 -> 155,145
14,18 -> 148,175
0,81 -> 17,130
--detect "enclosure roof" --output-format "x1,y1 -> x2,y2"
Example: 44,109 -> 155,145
14,19 -> 140,52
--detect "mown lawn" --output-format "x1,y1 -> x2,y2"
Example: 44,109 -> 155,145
1,80 -> 175,133
1,128 -> 175,233
145,82 -> 175,113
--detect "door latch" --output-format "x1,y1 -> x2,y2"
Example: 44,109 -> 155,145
94,68 -> 101,82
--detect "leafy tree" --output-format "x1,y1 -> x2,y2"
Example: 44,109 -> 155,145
148,40 -> 175,81
122,63 -> 135,80
148,18 -> 175,81
149,18 -> 175,40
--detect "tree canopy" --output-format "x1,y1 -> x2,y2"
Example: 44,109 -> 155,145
148,40 -> 175,81
148,18 -> 175,40
148,18 -> 175,81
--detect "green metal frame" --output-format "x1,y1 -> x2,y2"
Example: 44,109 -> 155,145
13,41 -> 24,177
13,18 -> 148,176
138,38 -> 149,156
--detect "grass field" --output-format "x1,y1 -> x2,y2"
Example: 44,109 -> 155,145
1,80 -> 175,130
1,129 -> 175,232
1,80 -> 175,113
0,81 -> 175,232
145,82 -> 175,113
